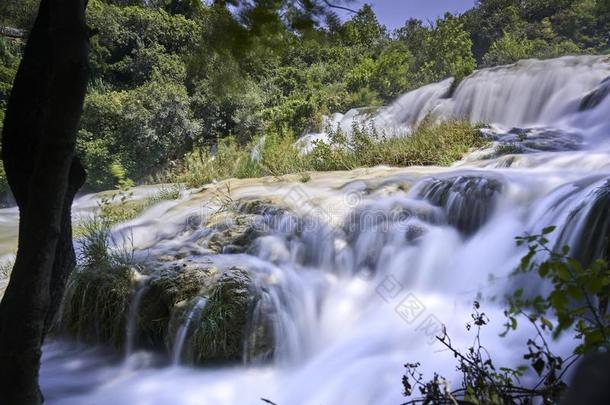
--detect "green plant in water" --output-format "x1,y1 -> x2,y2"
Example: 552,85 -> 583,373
59,217 -> 136,347
403,226 -> 610,404
506,226 -> 610,355
190,267 -> 254,364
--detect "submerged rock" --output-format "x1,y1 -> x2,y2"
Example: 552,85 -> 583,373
202,200 -> 287,254
557,179 -> 610,266
579,77 -> 610,111
139,265 -> 217,351
416,175 -> 503,235
486,127 -> 583,156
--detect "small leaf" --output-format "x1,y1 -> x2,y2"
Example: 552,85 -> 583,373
532,358 -> 545,376
541,317 -> 554,331
542,226 -> 556,235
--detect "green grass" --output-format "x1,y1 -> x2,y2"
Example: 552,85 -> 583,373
59,217 -> 135,347
93,184 -> 183,227
173,120 -> 487,188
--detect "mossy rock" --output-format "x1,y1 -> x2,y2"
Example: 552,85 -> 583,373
203,200 -> 287,254
189,267 -> 265,364
205,213 -> 259,254
138,265 -> 218,351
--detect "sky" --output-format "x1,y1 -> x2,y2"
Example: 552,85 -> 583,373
338,0 -> 477,30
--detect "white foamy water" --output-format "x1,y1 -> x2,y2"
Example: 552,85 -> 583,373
0,55 -> 609,404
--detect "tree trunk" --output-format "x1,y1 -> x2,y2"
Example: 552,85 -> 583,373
0,0 -> 89,403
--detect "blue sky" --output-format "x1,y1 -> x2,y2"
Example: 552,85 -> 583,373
339,0 -> 476,30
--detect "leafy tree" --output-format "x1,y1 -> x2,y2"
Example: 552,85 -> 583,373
483,31 -> 535,66
79,78 -> 200,188
418,14 -> 476,84
340,4 -> 387,49
0,0 -> 40,30
462,0 -> 523,61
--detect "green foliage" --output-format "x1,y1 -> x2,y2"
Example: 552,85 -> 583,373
60,218 -> 134,347
0,0 -> 39,29
177,137 -> 262,187
483,29 -> 584,67
507,227 -> 610,355
483,31 -> 536,66
308,120 -> 486,170
87,0 -> 198,86
402,225 -> 610,404
79,79 -> 199,189
175,121 -> 486,187
1,0 -> 605,193
402,301 -> 564,404
0,164 -> 7,199
417,14 -> 476,84
340,4 -> 387,49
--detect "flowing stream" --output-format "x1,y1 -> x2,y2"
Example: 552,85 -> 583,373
2,55 -> 610,404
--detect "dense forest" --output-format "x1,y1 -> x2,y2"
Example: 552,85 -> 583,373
1,0 -> 609,193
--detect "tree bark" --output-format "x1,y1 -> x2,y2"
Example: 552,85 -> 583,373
0,0 -> 89,403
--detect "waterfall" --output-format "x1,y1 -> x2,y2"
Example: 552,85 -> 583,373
297,55 -> 610,150
172,297 -> 208,365
19,55 -> 610,404
443,55 -> 610,127
125,282 -> 149,358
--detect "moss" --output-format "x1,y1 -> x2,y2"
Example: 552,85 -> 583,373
494,143 -> 524,157
190,267 -> 258,364
139,265 -> 217,350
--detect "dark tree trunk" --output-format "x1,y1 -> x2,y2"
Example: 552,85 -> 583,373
0,0 -> 89,403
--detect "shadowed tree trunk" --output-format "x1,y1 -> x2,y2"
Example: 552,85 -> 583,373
0,0 -> 89,403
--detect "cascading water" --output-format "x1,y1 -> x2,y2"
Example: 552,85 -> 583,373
172,297 -> 208,365
124,281 -> 150,359
0,55 -> 609,404
298,55 -> 610,149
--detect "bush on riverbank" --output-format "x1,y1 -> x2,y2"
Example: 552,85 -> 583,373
174,121 -> 486,188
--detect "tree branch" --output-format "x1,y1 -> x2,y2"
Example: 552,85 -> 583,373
322,0 -> 357,13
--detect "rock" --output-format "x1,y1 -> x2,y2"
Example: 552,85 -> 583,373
58,198 -> 286,364
561,352 -> 610,405
557,178 -> 610,266
189,267 -> 267,364
138,265 -> 216,351
202,200 -> 288,254
579,77 -> 610,111
416,175 -> 503,235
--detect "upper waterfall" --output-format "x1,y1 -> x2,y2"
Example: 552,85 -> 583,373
300,55 -> 610,147
442,55 -> 610,127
